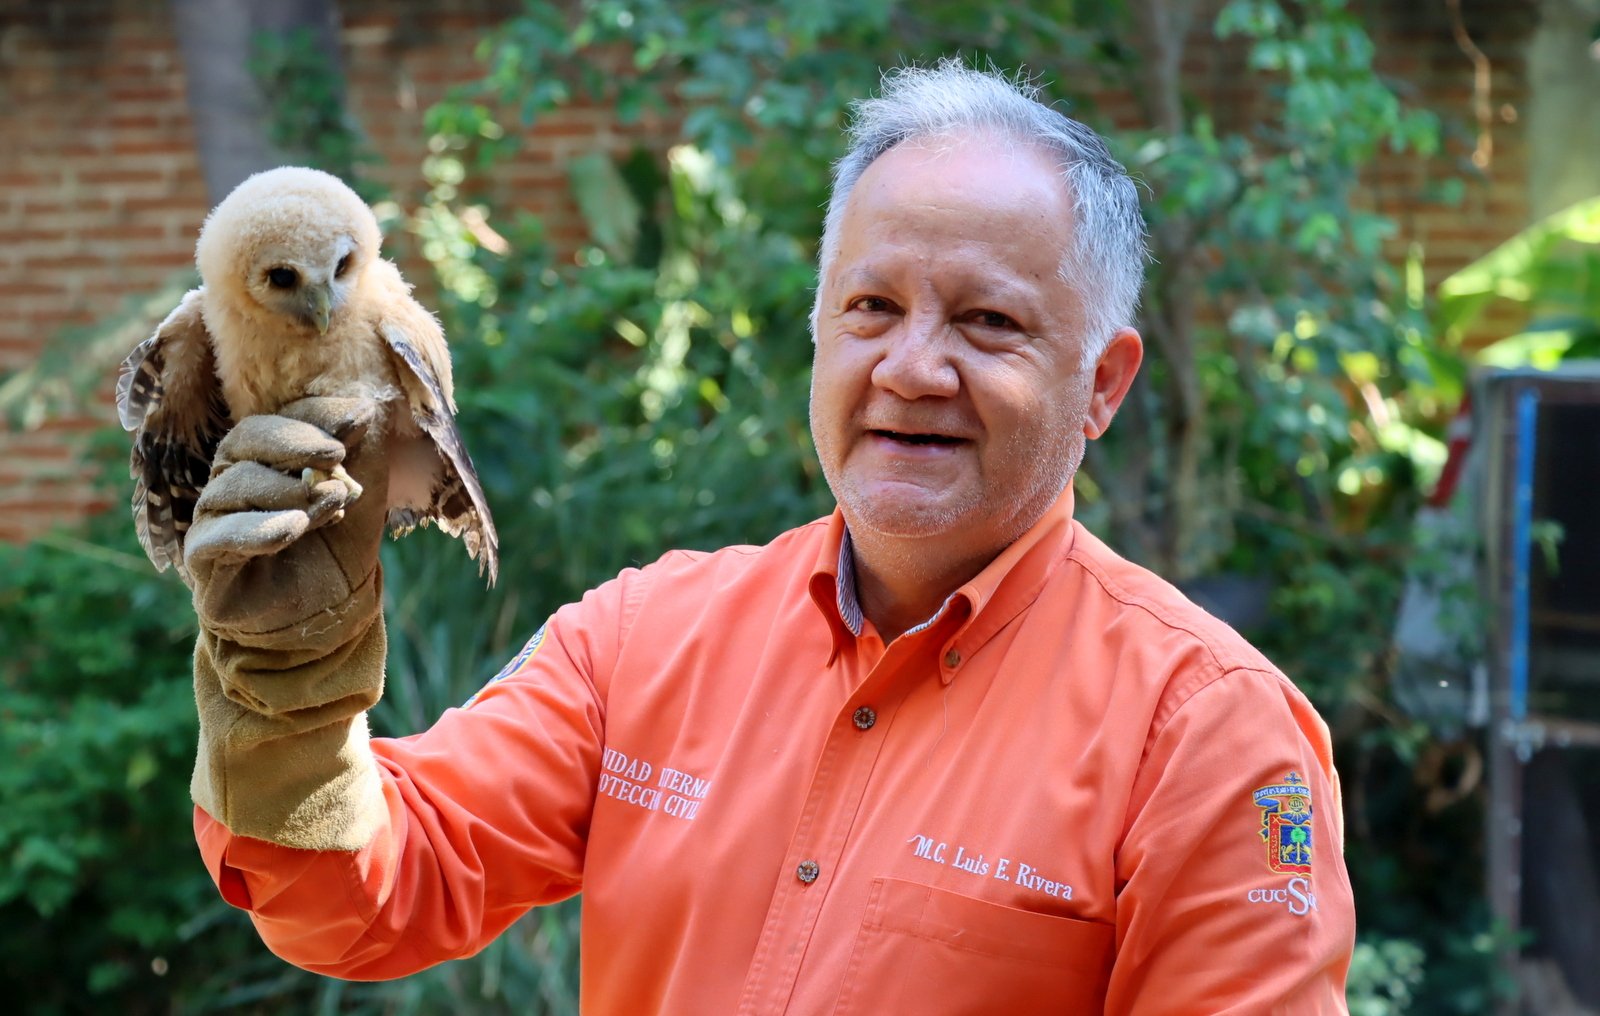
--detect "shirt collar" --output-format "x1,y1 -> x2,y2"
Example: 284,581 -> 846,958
808,484 -> 1079,660
833,527 -> 865,637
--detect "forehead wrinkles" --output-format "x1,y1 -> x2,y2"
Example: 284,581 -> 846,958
850,174 -> 1066,249
856,133 -> 1071,213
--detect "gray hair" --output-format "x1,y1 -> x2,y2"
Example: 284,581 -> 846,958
813,60 -> 1149,366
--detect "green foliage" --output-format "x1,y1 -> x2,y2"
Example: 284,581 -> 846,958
1347,934 -> 1428,1015
249,26 -> 385,203
0,506 -> 294,1012
1437,196 -> 1600,366
1110,0 -> 1450,562
1095,10 -> 1504,1004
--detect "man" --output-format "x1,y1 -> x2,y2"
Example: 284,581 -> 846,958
185,62 -> 1354,1013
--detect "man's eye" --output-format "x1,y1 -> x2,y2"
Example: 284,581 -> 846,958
971,310 -> 1018,329
849,297 -> 892,313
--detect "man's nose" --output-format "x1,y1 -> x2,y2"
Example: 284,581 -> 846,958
870,313 -> 958,400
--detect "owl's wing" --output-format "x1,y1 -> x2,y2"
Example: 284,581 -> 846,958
116,288 -> 229,578
378,311 -> 500,586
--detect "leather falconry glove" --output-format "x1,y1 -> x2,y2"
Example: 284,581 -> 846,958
187,396 -> 391,851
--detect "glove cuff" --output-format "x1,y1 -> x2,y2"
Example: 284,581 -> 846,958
191,584 -> 389,851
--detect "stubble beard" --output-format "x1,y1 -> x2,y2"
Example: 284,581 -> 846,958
823,408 -> 1084,551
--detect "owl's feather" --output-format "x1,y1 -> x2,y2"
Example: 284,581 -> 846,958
117,289 -> 229,578
381,320 -> 499,583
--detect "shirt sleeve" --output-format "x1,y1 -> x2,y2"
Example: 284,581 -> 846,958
1106,667 -> 1355,1015
193,570 -> 632,980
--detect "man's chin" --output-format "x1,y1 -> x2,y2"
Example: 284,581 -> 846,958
838,495 -> 972,541
834,473 -> 1068,551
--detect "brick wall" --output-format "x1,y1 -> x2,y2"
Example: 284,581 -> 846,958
0,0 -> 1540,543
1371,0 -> 1537,317
2,0 -> 201,540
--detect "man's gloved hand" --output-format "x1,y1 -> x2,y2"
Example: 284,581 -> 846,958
188,396 -> 391,851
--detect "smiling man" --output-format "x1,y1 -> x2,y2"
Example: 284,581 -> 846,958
183,61 -> 1354,1013
809,120 -> 1143,643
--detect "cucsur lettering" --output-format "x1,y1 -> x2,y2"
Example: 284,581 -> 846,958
1246,877 -> 1317,916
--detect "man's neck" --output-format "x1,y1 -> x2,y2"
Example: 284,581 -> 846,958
847,528 -> 998,644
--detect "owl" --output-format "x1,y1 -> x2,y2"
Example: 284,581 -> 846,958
116,166 -> 499,584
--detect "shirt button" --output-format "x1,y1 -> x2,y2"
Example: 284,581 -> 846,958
796,860 -> 821,884
944,649 -> 962,668
852,706 -> 877,730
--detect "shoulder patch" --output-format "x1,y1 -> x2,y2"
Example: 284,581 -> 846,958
1253,771 -> 1313,874
463,625 -> 547,708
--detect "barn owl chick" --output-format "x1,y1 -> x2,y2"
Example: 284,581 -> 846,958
116,166 -> 499,584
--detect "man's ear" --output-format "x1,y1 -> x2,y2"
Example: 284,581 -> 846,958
1084,328 -> 1143,439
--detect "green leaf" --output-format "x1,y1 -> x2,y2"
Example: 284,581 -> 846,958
125,749 -> 159,791
567,152 -> 644,263
1437,196 -> 1600,339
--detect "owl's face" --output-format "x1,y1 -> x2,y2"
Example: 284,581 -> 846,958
245,233 -> 363,334
195,166 -> 383,338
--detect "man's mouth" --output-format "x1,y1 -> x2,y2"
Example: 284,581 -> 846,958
870,429 -> 964,446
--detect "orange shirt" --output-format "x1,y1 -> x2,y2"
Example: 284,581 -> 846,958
196,488 -> 1354,1013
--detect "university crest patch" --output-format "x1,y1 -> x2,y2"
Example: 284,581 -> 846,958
1253,771 -> 1313,874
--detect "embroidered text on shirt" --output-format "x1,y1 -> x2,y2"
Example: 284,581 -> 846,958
598,747 -> 714,822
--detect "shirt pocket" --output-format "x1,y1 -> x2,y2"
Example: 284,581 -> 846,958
834,876 -> 1114,1015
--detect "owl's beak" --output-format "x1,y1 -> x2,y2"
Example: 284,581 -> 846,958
305,285 -> 333,335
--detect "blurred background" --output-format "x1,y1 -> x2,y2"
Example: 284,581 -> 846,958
2,0 -> 1599,1012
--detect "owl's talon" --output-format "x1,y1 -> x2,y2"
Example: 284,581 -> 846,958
330,464 -> 363,500
302,464 -> 363,502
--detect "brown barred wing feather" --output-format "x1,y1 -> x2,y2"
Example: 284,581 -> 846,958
379,320 -> 500,585
116,289 -> 228,578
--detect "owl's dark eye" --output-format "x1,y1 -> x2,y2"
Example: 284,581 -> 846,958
266,267 -> 298,289
335,253 -> 352,278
